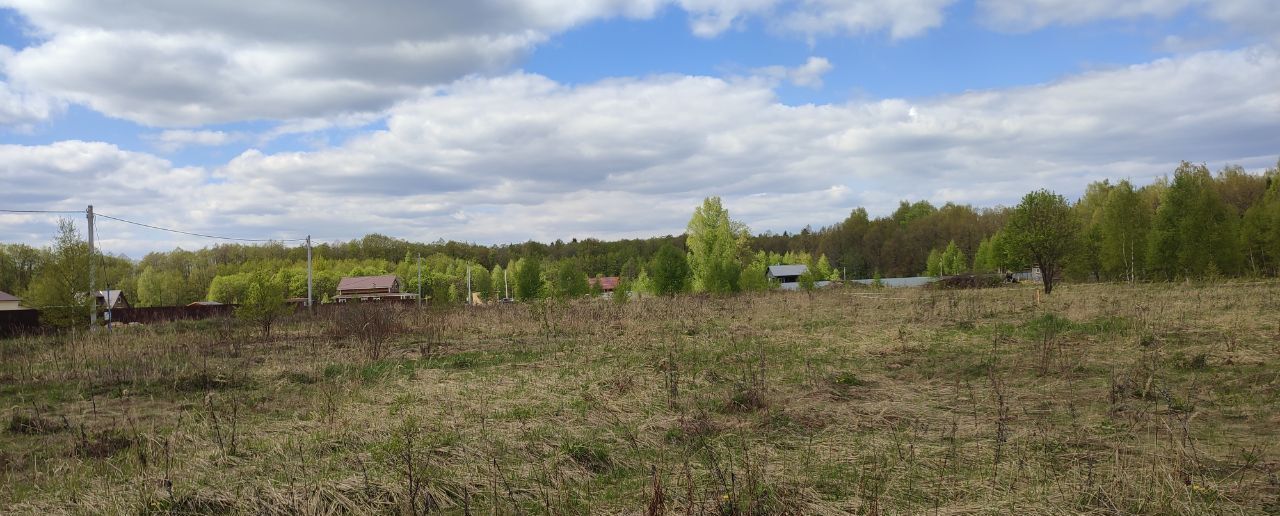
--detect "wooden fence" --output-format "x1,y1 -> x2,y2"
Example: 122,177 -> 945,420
0,310 -> 41,338
1,298 -> 432,338
109,304 -> 238,324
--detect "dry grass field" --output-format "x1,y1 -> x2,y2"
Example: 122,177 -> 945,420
1,281 -> 1278,514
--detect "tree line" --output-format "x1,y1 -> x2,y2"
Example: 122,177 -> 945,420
3,158 -> 1277,321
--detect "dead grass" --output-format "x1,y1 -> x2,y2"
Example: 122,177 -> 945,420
1,281 -> 1278,514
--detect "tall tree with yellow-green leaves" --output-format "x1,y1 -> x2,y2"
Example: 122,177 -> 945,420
27,219 -> 92,328
1099,180 -> 1150,282
685,197 -> 749,294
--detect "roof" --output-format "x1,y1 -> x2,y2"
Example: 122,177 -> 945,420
98,290 -> 125,306
0,291 -> 19,302
767,265 -> 808,277
588,276 -> 620,290
187,301 -> 223,306
337,274 -> 399,291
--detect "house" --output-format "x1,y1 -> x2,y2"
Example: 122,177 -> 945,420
766,265 -> 832,291
766,265 -> 808,285
0,291 -> 28,311
334,274 -> 419,302
588,276 -> 620,293
91,290 -> 130,310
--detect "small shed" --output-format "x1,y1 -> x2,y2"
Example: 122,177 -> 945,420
766,265 -> 808,285
588,276 -> 620,293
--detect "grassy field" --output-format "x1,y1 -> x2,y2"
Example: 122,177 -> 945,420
1,281 -> 1278,514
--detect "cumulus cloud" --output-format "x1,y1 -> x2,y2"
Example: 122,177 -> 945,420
754,56 -> 834,87
778,0 -> 955,40
4,47 -> 1277,256
977,0 -> 1280,40
0,0 -> 967,126
0,0 -> 674,126
146,130 -> 245,152
0,79 -> 55,128
0,47 -> 59,128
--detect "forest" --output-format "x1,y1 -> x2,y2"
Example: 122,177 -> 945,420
2,159 -> 1278,317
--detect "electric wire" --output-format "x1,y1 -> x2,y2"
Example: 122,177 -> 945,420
95,213 -> 307,243
0,208 -> 86,214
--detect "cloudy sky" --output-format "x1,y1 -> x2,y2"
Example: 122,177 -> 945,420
1,0 -> 1278,257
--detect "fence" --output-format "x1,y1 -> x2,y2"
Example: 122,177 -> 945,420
109,304 -> 238,324
0,298 -> 436,338
0,310 -> 41,338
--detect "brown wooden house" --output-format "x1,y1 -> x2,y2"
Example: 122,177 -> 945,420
334,274 -> 418,302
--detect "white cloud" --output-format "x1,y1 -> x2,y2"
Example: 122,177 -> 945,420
0,79 -> 56,128
976,0 -> 1189,30
0,0 -> 675,126
0,47 -> 60,128
779,0 -> 956,40
3,47 -> 1277,256
791,56 -> 834,87
977,0 -> 1280,41
0,0 -> 966,126
753,56 -> 834,87
146,130 -> 245,152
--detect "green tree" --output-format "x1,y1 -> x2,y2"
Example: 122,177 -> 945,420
737,260 -> 772,292
471,265 -> 493,302
235,273 -> 291,338
940,241 -> 967,275
553,261 -> 589,299
0,243 -> 44,297
1241,174 -> 1280,276
973,237 -> 997,273
925,248 -> 942,277
686,197 -> 747,293
631,268 -> 654,297
136,266 -> 186,307
797,269 -> 817,297
515,255 -> 544,301
649,244 -> 690,296
988,230 -> 1028,273
1099,180 -> 1150,281
27,219 -> 92,328
207,272 -> 253,303
490,264 -> 507,300
611,278 -> 630,304
1147,162 -> 1243,279
1005,190 -> 1078,294
815,255 -> 839,281
1069,180 -> 1112,281
589,274 -> 605,297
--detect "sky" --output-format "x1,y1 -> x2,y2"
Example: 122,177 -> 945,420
0,0 -> 1278,258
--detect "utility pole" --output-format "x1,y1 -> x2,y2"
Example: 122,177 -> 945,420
504,268 -> 510,300
416,254 -> 422,308
466,266 -> 473,306
306,235 -> 313,313
87,205 -> 95,329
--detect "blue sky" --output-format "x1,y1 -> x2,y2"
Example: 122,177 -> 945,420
0,0 -> 1277,255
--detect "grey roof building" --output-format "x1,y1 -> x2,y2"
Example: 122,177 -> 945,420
766,265 -> 808,284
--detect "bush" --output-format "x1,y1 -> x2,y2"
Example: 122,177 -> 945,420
235,273 -> 292,338
328,302 -> 405,360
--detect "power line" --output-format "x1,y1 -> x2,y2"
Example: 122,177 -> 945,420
95,213 -> 308,243
5,206 -> 311,243
0,208 -> 86,214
